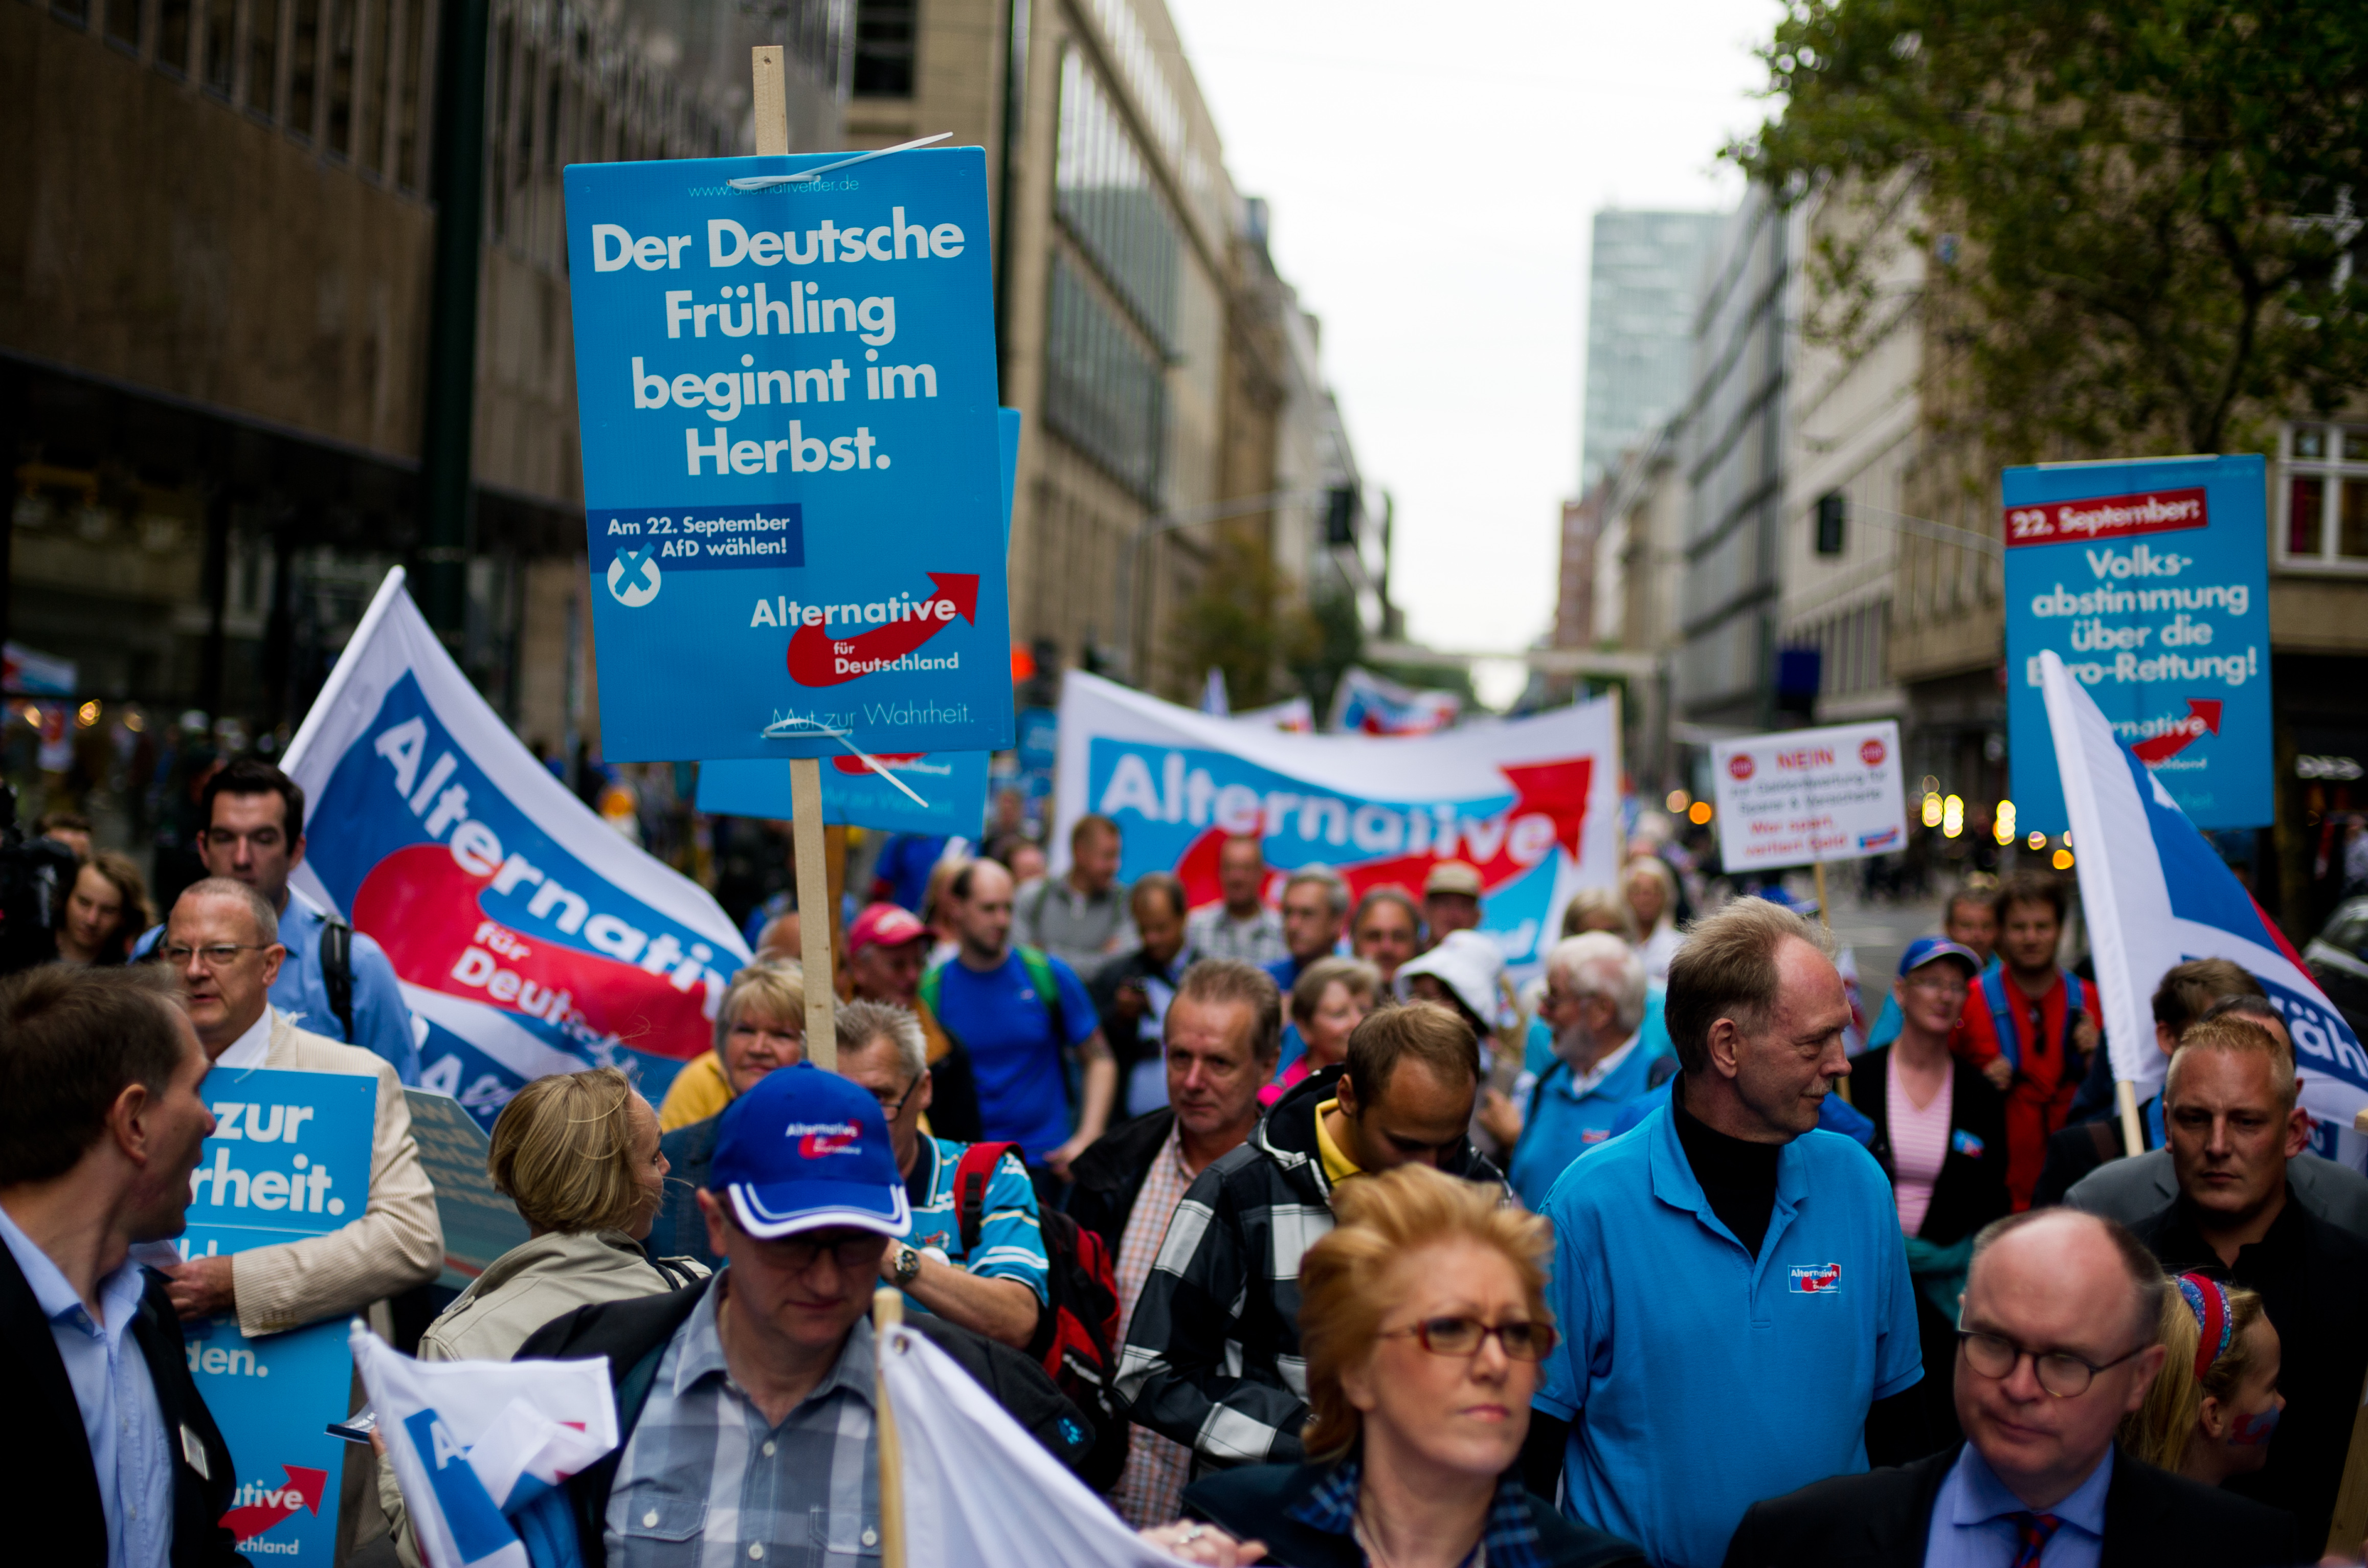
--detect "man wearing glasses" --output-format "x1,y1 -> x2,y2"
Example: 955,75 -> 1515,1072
829,999 -> 1046,1349
1726,1208 -> 2301,1567
137,759 -> 418,1083
152,878 -> 441,1334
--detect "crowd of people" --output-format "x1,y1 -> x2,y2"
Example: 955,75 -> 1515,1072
4,775 -> 2364,1567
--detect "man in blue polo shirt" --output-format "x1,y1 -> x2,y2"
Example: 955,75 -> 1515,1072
1508,933 -> 1655,1209
922,858 -> 1116,1178
1524,897 -> 1923,1568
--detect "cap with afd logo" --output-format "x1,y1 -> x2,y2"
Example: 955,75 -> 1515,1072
708,1062 -> 911,1241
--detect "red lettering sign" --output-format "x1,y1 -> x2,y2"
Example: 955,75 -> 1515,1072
2002,487 -> 2206,548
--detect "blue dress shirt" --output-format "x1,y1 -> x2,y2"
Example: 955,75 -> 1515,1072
1924,1442 -> 2110,1568
0,1202 -> 173,1568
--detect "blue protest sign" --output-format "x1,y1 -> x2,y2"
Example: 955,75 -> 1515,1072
562,148 -> 1012,762
171,1066 -> 376,1560
697,750 -> 991,836
2003,455 -> 2271,834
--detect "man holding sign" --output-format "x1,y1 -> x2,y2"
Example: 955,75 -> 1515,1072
155,879 -> 441,1336
0,966 -> 241,1567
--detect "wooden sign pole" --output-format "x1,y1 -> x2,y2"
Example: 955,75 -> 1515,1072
874,1287 -> 910,1568
747,44 -> 837,1068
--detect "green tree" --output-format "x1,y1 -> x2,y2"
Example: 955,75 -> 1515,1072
1734,0 -> 2368,456
1167,527 -> 1320,710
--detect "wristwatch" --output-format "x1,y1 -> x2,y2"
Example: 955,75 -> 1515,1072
891,1244 -> 923,1285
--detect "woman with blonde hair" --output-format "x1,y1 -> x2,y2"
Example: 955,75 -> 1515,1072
648,961 -> 810,1266
1167,1165 -> 1644,1568
378,1067 -> 702,1563
2121,1272 -> 2285,1487
653,959 -> 806,1131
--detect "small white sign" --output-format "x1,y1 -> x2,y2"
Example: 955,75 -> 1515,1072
1711,720 -> 1907,872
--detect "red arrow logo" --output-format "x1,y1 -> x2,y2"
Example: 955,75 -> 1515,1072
787,573 -> 978,687
2131,699 -> 2222,764
220,1464 -> 328,1543
833,752 -> 927,774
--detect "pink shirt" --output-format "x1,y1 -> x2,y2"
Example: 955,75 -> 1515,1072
1888,1055 -> 1953,1237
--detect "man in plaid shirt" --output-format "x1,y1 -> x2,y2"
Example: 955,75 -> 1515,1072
519,1064 -> 1093,1565
1115,1001 -> 1504,1471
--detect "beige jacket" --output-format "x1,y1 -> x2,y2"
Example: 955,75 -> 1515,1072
377,1230 -> 707,1566
226,1011 -> 443,1337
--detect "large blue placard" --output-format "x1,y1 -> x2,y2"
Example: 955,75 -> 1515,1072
2002,455 -> 2271,834
167,1066 -> 377,1561
562,147 -> 1011,762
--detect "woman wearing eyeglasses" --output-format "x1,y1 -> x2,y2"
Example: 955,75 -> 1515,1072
1845,936 -> 2011,1448
1167,1164 -> 1644,1568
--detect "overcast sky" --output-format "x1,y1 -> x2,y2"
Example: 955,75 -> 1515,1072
1165,0 -> 1784,702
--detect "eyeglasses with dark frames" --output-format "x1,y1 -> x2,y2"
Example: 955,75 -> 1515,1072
1955,1318 -> 2150,1398
1379,1315 -> 1558,1361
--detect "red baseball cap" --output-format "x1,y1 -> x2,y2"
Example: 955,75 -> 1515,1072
848,902 -> 929,956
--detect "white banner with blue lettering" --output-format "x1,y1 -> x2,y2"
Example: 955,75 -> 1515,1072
282,569 -> 751,1124
2041,649 -> 2368,1166
1052,672 -> 1620,973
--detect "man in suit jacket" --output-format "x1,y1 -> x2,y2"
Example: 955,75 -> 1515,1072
1726,1207 -> 2301,1568
152,879 -> 442,1556
151,879 -> 441,1336
0,964 -> 244,1567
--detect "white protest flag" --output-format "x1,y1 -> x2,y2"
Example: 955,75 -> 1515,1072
879,1324 -> 1179,1567
281,568 -> 750,1122
2039,650 -> 2368,1161
352,1324 -> 617,1568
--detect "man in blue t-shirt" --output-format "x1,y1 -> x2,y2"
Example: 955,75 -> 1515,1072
834,999 -> 1048,1349
924,858 -> 1114,1176
1523,897 -> 1924,1568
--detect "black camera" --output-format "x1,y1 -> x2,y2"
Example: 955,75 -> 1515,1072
0,786 -> 87,975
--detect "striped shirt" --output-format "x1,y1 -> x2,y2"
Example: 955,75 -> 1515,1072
901,1136 -> 1051,1310
1110,1121 -> 1199,1528
606,1280 -> 882,1568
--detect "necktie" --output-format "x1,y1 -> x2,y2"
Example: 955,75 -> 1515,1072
2007,1511 -> 2062,1568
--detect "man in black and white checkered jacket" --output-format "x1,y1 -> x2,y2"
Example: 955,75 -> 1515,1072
1114,1001 -> 1506,1469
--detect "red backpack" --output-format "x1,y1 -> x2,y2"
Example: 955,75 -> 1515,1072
951,1141 -> 1130,1491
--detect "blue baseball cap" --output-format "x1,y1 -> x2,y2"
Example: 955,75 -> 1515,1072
1898,936 -> 1982,979
708,1063 -> 911,1241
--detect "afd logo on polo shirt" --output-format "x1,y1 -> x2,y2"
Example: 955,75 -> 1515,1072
788,1120 -> 863,1157
1789,1263 -> 1843,1295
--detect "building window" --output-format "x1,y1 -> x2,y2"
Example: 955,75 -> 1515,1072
1814,490 -> 1846,556
248,0 -> 281,118
1056,49 -> 1180,352
1045,254 -> 1165,504
2283,423 -> 2368,570
852,0 -> 915,99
